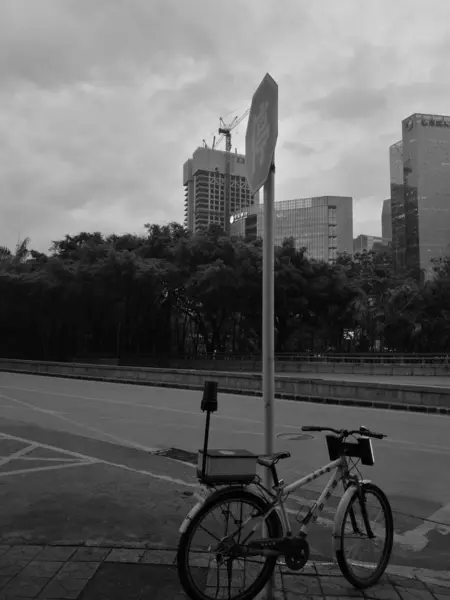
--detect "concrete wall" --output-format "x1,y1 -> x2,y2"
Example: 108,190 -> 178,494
1,358 -> 449,412
152,359 -> 450,376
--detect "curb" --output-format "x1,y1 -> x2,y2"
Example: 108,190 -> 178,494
1,367 -> 449,415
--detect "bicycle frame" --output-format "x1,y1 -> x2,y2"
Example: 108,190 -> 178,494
260,455 -> 351,538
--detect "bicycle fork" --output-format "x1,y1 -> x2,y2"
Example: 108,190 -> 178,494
349,485 -> 376,539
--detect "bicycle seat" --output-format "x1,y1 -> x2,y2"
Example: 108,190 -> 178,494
257,451 -> 291,468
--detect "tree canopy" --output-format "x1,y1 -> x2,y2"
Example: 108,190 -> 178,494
1,224 -> 448,363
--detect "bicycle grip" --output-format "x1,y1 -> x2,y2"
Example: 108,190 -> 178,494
302,426 -> 320,432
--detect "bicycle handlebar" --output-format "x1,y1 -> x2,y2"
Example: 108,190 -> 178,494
301,425 -> 386,440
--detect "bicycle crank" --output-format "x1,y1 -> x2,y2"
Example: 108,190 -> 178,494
283,537 -> 310,571
215,535 -> 310,567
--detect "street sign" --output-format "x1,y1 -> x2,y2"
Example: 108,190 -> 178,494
245,73 -> 278,194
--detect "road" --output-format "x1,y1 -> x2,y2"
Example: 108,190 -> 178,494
278,371 -> 450,387
0,371 -> 449,570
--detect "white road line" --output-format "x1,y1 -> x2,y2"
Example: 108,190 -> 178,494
3,372 -> 448,421
0,432 -> 100,462
0,460 -> 97,478
0,456 -> 82,462
0,384 -> 269,424
0,391 -> 160,454
171,456 -> 450,544
95,457 -> 198,488
1,384 -> 449,454
0,431 -> 197,488
395,502 -> 450,550
0,443 -> 37,467
96,415 -> 265,438
0,424 -> 447,553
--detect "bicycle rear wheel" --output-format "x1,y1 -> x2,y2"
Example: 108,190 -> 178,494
335,482 -> 393,589
177,487 -> 282,600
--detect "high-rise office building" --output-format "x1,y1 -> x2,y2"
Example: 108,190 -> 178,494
230,196 -> 353,263
183,147 -> 257,234
390,141 -> 405,270
381,199 -> 392,241
353,234 -> 389,254
391,113 -> 450,278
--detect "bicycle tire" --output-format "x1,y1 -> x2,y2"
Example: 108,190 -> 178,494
335,482 -> 394,589
177,487 -> 283,600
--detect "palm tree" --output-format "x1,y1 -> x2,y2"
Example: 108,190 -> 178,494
14,237 -> 30,264
0,246 -> 11,261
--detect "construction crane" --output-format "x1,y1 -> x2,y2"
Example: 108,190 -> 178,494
211,108 -> 250,234
214,107 -> 250,151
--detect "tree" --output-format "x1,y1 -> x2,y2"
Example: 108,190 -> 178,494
2,221 -> 448,362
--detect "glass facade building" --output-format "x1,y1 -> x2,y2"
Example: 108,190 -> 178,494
391,114 -> 450,279
390,141 -> 405,271
353,234 -> 389,254
381,199 -> 392,241
230,196 -> 353,263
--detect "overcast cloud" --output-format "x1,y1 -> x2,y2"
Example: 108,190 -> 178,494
1,0 -> 450,252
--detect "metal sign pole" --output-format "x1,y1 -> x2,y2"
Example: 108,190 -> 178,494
263,160 -> 275,600
263,161 -> 275,463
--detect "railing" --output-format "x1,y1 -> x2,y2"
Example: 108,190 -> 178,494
175,353 -> 450,365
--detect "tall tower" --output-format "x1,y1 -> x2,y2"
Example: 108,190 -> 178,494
403,113 -> 450,278
183,147 -> 258,234
381,199 -> 392,241
389,141 -> 405,271
392,113 -> 450,279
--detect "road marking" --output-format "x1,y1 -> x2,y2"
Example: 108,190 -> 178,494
3,371 -> 448,422
0,442 -> 38,467
1,384 -> 449,454
0,433 -> 98,462
97,415 -> 266,438
2,376 -> 450,546
0,461 -> 97,478
0,428 -> 447,555
395,503 -> 450,551
0,456 -> 82,462
0,431 -> 197,488
0,391 -> 160,454
0,433 -> 99,478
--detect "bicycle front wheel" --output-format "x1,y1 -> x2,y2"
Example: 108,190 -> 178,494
177,487 -> 282,600
335,482 -> 394,589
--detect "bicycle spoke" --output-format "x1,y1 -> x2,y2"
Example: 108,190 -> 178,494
178,491 -> 278,600
337,484 -> 393,588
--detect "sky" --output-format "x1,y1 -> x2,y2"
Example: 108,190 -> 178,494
2,0 -> 450,253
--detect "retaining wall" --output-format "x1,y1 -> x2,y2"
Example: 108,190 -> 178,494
1,358 -> 449,413
158,359 -> 450,376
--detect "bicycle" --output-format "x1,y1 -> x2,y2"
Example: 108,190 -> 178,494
177,424 -> 394,600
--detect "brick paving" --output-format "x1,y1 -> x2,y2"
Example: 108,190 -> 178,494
0,543 -> 446,599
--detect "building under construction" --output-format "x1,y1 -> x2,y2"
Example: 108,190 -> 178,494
183,147 -> 258,234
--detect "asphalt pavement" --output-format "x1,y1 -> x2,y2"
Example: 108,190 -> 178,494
0,416 -> 446,599
278,371 -> 450,387
0,371 -> 448,598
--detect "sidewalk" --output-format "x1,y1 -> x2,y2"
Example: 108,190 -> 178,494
0,542 -> 448,599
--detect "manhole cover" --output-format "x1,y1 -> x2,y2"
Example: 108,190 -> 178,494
277,433 -> 314,441
153,448 -> 198,465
